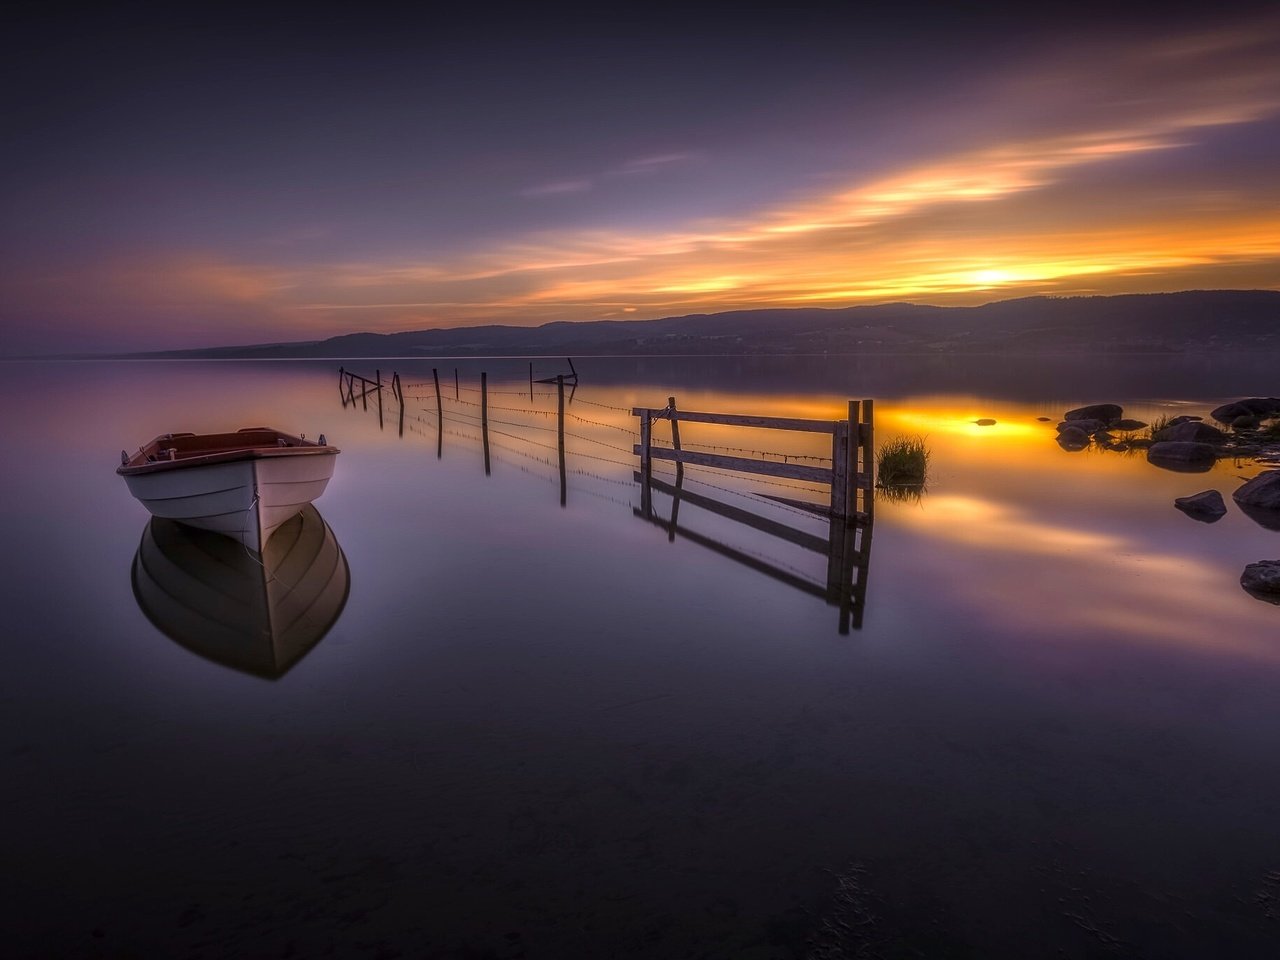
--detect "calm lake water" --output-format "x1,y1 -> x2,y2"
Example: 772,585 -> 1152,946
4,354 -> 1279,958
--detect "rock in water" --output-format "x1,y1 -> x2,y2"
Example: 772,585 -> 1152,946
1064,403 -> 1123,422
1158,421 -> 1227,443
1036,417 -> 1052,422
1173,490 -> 1227,522
1057,427 -> 1090,450
1211,398 -> 1280,424
1112,419 -> 1148,431
1147,441 -> 1216,472
1057,419 -> 1105,435
1240,561 -> 1280,605
1233,471 -> 1280,510
1233,471 -> 1280,530
973,418 -> 997,426
1167,415 -> 1203,426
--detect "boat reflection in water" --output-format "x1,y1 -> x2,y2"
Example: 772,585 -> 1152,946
131,505 -> 350,679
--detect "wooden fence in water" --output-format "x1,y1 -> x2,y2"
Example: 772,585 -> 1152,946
633,398 -> 874,523
337,366 -> 876,631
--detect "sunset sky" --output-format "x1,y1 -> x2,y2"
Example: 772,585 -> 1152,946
3,3 -> 1279,354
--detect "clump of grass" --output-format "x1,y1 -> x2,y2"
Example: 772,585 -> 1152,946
1144,414 -> 1172,442
1262,418 -> 1280,439
876,435 -> 930,488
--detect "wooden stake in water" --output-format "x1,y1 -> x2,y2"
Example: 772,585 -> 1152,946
432,367 -> 443,459
481,371 -> 490,476
668,395 -> 683,484
557,374 -> 566,506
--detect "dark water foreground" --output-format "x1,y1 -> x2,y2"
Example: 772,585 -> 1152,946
2,356 -> 1279,958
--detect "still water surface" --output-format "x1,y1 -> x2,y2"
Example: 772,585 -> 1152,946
3,355 -> 1279,958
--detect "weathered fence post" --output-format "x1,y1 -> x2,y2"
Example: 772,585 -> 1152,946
481,371 -> 490,476
376,368 -> 383,430
557,374 -> 566,506
829,417 -> 849,519
861,398 -> 875,520
668,396 -> 683,483
639,409 -> 653,479
338,366 -> 346,406
454,368 -> 459,400
530,362 -> 535,402
432,367 -> 443,459
393,372 -> 404,437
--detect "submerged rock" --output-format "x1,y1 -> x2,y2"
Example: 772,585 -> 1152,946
1174,490 -> 1227,523
1211,398 -> 1280,424
1036,416 -> 1052,422
1158,421 -> 1226,443
1057,419 -> 1105,435
1234,471 -> 1280,510
1064,403 -> 1123,422
1147,441 -> 1216,472
1240,561 -> 1280,605
1057,427 -> 1090,450
1233,471 -> 1280,530
1167,415 -> 1203,426
974,418 -> 997,426
1112,418 -> 1148,431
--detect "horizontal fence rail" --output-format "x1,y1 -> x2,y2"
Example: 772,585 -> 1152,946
633,397 -> 874,522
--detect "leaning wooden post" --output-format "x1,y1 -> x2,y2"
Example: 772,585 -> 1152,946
829,417 -> 850,519
557,374 -> 567,507
454,368 -> 459,399
668,395 -> 683,483
338,366 -> 346,406
376,368 -> 384,430
530,362 -> 535,402
432,368 -> 443,459
845,400 -> 860,522
639,409 -> 653,480
481,371 -> 490,475
393,373 -> 404,437
861,398 -> 875,520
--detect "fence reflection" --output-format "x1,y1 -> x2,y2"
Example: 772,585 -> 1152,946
635,471 -> 873,634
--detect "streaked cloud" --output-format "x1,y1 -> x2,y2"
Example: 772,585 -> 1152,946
7,15 -> 1279,350
519,179 -> 594,199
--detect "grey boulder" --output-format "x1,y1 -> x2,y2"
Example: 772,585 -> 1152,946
1211,398 -> 1280,423
1233,471 -> 1280,530
1157,421 -> 1226,443
1173,490 -> 1227,523
1233,471 -> 1280,510
1064,403 -> 1123,422
1057,419 -> 1105,435
1147,441 -> 1216,472
1057,427 -> 1090,450
1240,561 -> 1280,605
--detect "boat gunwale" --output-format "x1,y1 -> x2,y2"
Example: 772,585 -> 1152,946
118,429 -> 339,476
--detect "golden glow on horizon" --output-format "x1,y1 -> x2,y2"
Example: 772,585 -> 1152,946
19,16 -> 1280,344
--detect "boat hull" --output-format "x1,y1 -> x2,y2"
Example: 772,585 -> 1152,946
122,451 -> 337,553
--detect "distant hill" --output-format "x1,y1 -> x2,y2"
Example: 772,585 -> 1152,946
128,290 -> 1280,359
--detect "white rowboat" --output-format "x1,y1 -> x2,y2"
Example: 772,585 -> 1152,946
118,427 -> 339,553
